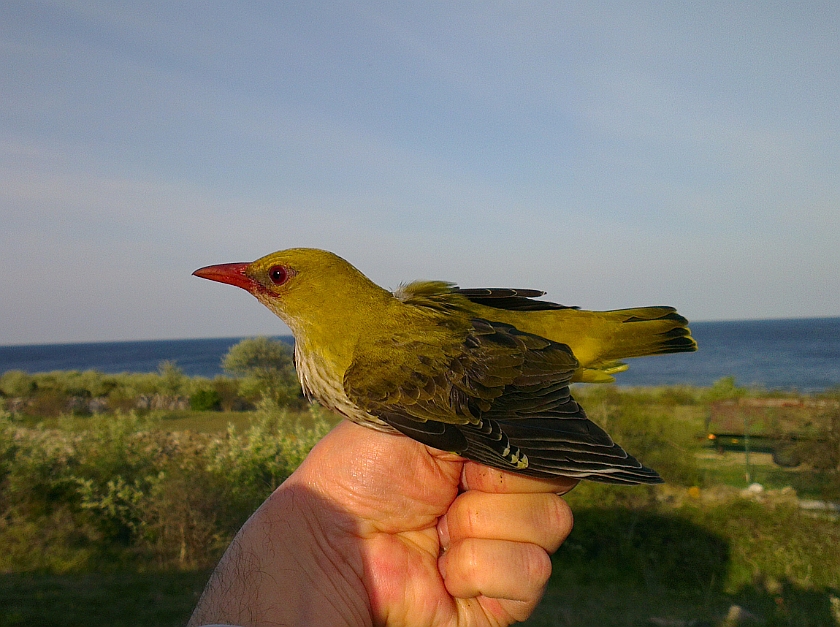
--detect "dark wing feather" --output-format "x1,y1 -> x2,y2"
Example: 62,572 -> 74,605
454,287 -> 579,311
345,318 -> 662,484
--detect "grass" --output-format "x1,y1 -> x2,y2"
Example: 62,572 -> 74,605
522,495 -> 840,626
527,579 -> 840,627
697,450 -> 839,500
0,571 -> 210,627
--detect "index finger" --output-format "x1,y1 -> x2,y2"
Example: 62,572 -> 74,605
462,463 -> 579,495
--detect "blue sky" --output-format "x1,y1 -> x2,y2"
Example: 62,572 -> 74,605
2,1 -> 838,344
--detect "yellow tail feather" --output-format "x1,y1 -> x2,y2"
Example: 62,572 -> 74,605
567,307 -> 697,383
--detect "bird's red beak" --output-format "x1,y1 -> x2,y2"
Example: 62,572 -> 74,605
192,262 -> 255,292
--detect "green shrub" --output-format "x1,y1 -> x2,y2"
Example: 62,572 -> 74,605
189,389 -> 222,411
67,370 -> 118,398
0,406 -> 330,571
703,376 -> 748,402
156,361 -> 186,396
0,370 -> 36,397
0,410 -> 15,498
3,352 -> 301,418
817,387 -> 840,472
212,376 -> 243,411
222,337 -> 301,407
204,407 -> 331,513
653,385 -> 701,406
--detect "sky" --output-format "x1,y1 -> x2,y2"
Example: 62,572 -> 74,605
1,1 -> 838,345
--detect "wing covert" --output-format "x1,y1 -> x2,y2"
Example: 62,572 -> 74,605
344,318 -> 662,484
454,287 -> 579,311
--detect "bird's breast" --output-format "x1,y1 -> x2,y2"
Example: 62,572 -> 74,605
293,343 -> 395,432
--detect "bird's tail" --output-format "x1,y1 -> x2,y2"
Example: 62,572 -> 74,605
571,307 -> 697,383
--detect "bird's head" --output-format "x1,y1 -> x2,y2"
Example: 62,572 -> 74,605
193,248 -> 389,338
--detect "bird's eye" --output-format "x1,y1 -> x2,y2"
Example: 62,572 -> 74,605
268,265 -> 289,286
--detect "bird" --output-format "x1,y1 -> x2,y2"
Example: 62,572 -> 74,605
193,248 -> 696,484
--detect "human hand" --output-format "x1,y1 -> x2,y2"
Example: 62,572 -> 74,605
189,420 -> 576,627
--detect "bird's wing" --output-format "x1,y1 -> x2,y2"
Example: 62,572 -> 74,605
344,318 -> 662,484
394,281 -> 578,312
453,287 -> 579,311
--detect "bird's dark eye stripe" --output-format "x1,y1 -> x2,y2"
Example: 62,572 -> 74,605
268,265 -> 289,285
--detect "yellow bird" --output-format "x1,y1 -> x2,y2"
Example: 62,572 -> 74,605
194,248 -> 696,484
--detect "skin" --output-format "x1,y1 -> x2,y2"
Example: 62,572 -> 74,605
188,421 -> 576,627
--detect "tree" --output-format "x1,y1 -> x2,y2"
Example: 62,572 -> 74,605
222,337 -> 300,407
157,361 -> 186,396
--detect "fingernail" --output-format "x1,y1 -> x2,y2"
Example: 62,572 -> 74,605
438,514 -> 450,551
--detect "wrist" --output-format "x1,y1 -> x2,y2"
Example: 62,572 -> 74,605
189,475 -> 371,627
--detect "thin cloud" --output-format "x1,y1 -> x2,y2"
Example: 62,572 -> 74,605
1,2 -> 838,343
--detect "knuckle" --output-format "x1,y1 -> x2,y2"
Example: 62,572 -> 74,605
451,492 -> 483,538
453,538 -> 482,582
538,496 -> 574,552
544,495 -> 573,534
464,500 -> 483,537
523,545 -> 552,587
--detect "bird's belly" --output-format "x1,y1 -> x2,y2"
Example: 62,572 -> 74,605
294,345 -> 395,433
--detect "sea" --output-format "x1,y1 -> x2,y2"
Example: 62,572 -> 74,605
1,318 -> 839,392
